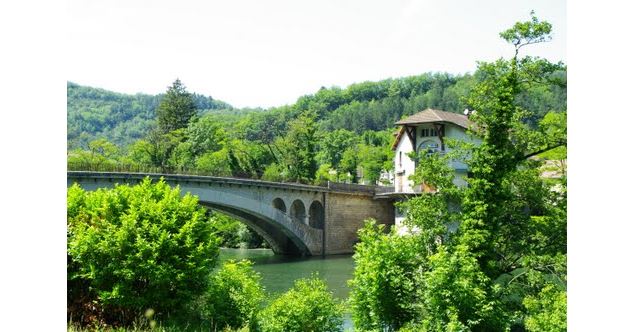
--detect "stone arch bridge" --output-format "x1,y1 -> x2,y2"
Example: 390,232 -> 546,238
67,172 -> 395,256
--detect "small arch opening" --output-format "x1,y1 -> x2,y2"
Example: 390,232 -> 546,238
417,139 -> 440,156
309,201 -> 325,229
272,198 -> 286,213
290,200 -> 307,224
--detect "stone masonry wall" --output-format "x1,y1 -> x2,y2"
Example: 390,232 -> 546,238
325,192 -> 395,255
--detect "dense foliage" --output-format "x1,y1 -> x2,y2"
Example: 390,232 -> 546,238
201,260 -> 265,330
67,11 -> 566,331
209,212 -> 268,249
67,81 -> 231,148
349,12 -> 566,331
69,57 -> 564,185
256,277 -> 343,332
67,178 -> 219,325
348,221 -> 424,330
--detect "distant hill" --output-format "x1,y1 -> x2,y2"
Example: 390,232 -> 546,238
233,70 -> 566,141
68,70 -> 566,149
67,82 -> 233,148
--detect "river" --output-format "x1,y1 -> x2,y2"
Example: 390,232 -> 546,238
219,248 -> 355,330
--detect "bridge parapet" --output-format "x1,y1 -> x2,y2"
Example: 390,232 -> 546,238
68,171 -> 330,192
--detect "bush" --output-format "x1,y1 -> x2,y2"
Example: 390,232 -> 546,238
195,149 -> 232,176
261,163 -> 287,182
348,220 -> 424,331
67,178 -> 219,325
202,260 -> 265,330
256,277 -> 343,332
418,245 -> 504,331
523,284 -> 567,332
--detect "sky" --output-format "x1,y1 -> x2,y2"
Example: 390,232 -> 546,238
67,0 -> 566,108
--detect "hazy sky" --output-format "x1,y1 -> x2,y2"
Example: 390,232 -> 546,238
67,0 -> 566,108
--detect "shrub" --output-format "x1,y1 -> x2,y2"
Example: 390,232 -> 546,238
202,260 -> 265,330
195,149 -> 232,176
256,277 -> 343,332
418,245 -> 504,331
261,163 -> 287,182
348,220 -> 424,331
523,283 -> 567,332
67,178 -> 219,325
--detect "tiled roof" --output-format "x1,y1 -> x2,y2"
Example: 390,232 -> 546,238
395,108 -> 470,129
391,127 -> 405,150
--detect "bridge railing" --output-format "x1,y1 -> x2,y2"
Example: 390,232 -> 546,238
67,161 -> 265,179
374,185 -> 396,194
68,162 -> 396,195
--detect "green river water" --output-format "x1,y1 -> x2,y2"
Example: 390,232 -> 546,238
218,248 -> 355,330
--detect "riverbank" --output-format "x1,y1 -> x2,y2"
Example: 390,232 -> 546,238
69,248 -> 355,332
221,248 -> 355,330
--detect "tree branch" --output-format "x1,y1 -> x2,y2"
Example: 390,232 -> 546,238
518,142 -> 566,161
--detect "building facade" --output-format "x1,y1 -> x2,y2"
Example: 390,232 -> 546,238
388,108 -> 479,232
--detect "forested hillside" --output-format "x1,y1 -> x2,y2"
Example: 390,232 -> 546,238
68,70 -> 565,147
67,82 -> 233,148
67,69 -> 565,185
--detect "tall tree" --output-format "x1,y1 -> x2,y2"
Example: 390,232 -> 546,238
156,79 -> 197,133
279,111 -> 318,183
350,12 -> 567,331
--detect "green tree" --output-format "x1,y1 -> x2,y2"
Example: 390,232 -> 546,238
350,12 -> 567,331
208,212 -> 243,248
348,221 -> 423,331
227,139 -> 277,178
315,129 -> 358,166
67,178 -> 219,325
186,114 -> 228,156
195,148 -> 233,176
202,260 -> 264,330
261,162 -> 288,182
314,163 -> 337,185
126,139 -> 155,167
67,138 -> 120,170
256,277 -> 343,332
156,79 -> 197,134
357,144 -> 390,185
278,111 -> 318,183
338,147 -> 358,183
523,283 -> 567,332
139,128 -> 188,171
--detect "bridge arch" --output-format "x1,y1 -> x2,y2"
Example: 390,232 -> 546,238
67,171 -> 397,256
178,190 -> 318,256
67,174 -> 324,256
309,200 -> 325,229
290,199 -> 307,224
199,200 -> 310,256
272,198 -> 286,213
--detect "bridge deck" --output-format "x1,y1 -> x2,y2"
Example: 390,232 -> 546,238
68,171 -> 330,192
67,171 -> 395,196
67,171 -> 397,255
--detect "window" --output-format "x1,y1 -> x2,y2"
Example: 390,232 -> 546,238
431,128 -> 437,136
399,151 -> 402,166
421,128 -> 428,137
418,140 -> 440,156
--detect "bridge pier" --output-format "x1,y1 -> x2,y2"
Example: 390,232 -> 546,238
323,191 -> 395,255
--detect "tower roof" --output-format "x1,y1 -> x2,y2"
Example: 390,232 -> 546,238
395,108 -> 470,129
